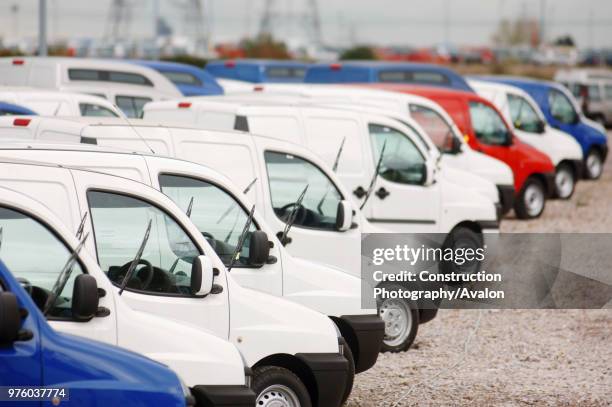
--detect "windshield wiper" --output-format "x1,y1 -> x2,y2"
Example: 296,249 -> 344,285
243,177 -> 258,194
279,185 -> 308,246
0,226 -> 3,253
316,138 -> 345,214
360,140 -> 387,210
186,197 -> 194,218
226,205 -> 255,272
215,178 -> 257,226
43,232 -> 89,315
75,212 -> 88,240
118,219 -> 152,295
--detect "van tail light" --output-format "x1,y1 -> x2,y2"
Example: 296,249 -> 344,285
178,102 -> 192,108
224,60 -> 236,68
253,86 -> 264,92
329,63 -> 342,71
12,59 -> 24,66
14,118 -> 31,127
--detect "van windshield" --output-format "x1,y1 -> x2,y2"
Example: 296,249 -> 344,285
159,174 -> 257,267
468,101 -> 511,145
507,94 -> 544,133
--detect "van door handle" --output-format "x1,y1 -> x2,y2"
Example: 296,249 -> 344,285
353,186 -> 367,198
375,187 -> 390,199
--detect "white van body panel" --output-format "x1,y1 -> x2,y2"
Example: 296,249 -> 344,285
468,79 -> 584,166
0,88 -> 121,117
0,160 -> 339,368
0,185 -> 246,387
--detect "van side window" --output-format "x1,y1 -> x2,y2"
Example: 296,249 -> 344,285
79,103 -> 119,117
87,191 -> 200,296
468,101 -> 511,145
0,207 -> 85,319
368,124 -> 427,185
68,69 -> 153,86
378,70 -> 449,85
115,96 -> 152,118
548,89 -> 578,124
605,85 -> 612,100
265,151 -> 342,231
588,85 -> 602,102
160,71 -> 202,86
409,104 -> 457,152
507,94 -> 543,133
159,175 -> 257,267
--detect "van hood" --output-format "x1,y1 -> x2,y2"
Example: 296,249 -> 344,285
516,127 -> 583,165
115,304 -> 246,387
282,253 -> 377,315
449,148 -> 514,186
226,277 -> 339,366
441,166 -> 499,204
439,177 -> 498,226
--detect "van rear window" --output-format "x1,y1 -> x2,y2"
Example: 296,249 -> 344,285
161,71 -> 202,86
378,70 -> 450,85
68,69 -> 153,86
265,67 -> 307,80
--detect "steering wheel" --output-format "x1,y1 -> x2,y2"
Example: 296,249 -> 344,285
118,259 -> 154,291
279,203 -> 308,226
16,277 -> 33,295
201,231 -> 217,250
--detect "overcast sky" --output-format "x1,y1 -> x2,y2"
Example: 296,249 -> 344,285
1,0 -> 611,48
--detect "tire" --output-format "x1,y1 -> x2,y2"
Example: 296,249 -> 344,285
442,227 -> 484,278
339,343 -> 355,405
554,162 -> 575,199
514,177 -> 546,219
377,283 -> 419,353
585,149 -> 604,180
253,366 -> 312,407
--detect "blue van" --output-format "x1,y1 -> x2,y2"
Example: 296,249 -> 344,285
0,260 -> 193,406
0,102 -> 37,116
205,59 -> 309,83
132,60 -> 224,96
303,61 -> 474,92
476,76 -> 609,180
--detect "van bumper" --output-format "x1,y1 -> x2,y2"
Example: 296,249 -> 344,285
496,184 -> 515,216
568,159 -> 584,180
543,171 -> 556,197
191,385 -> 255,407
339,314 -> 385,373
296,352 -> 349,407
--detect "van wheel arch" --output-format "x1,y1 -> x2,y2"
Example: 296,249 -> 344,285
253,354 -> 318,405
450,221 -> 482,236
329,317 -> 359,366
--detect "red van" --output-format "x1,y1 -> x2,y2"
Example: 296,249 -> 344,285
363,84 -> 556,219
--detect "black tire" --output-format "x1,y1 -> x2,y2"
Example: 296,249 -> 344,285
440,227 -> 484,279
340,342 -> 355,405
514,177 -> 546,219
585,149 -> 604,180
252,366 -> 312,407
553,162 -> 576,199
377,283 -> 419,353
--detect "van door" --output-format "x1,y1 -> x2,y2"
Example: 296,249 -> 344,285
70,170 -> 231,339
0,204 -> 118,345
363,123 -> 440,232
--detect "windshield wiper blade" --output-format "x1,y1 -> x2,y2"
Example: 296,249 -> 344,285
0,226 -> 3,253
118,219 -> 152,295
226,205 -> 255,272
332,137 -> 346,172
243,177 -> 258,194
186,197 -> 194,218
75,212 -> 88,240
43,232 -> 89,316
279,185 -> 308,246
360,140 -> 387,210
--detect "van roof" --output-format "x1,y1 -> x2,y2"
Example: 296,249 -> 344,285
130,60 -> 224,96
304,61 -> 473,91
205,59 -> 309,83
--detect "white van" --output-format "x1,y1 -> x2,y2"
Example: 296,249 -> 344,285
555,68 -> 612,126
468,79 -> 584,199
0,116 -> 426,353
0,57 -> 182,117
218,83 -> 517,214
0,159 -> 348,407
0,87 -> 121,117
0,141 -> 383,401
0,185 -> 255,404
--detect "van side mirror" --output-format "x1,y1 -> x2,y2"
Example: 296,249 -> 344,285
191,255 -> 214,296
450,136 -> 462,153
535,120 -> 546,134
248,231 -> 270,266
424,159 -> 436,186
335,200 -> 352,232
0,292 -> 21,345
72,274 -> 99,322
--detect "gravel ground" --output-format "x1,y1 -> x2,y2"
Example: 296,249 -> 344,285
347,134 -> 612,406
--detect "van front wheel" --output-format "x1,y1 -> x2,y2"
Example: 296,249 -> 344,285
585,150 -> 603,180
515,177 -> 546,219
377,284 -> 419,352
253,366 -> 312,407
